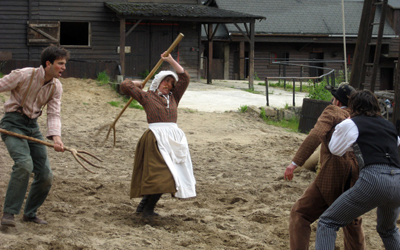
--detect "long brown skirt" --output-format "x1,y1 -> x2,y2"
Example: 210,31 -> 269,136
130,129 -> 176,198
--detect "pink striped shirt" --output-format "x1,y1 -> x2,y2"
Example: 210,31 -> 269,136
0,66 -> 63,139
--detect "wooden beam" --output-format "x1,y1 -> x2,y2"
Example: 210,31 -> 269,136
350,0 -> 374,89
369,0 -> 388,92
125,19 -> 142,37
0,51 -> 12,61
233,23 -> 250,43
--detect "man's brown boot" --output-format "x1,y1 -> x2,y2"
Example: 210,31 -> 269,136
1,212 -> 16,227
23,215 -> 48,225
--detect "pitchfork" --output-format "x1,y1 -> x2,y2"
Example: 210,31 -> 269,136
98,33 -> 184,147
0,128 -> 102,174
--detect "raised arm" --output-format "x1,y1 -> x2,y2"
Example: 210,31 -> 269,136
161,52 -> 184,73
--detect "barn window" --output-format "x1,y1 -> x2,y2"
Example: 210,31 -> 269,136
60,22 -> 91,47
27,21 -> 60,46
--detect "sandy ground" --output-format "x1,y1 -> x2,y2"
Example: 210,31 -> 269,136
0,78 -> 387,249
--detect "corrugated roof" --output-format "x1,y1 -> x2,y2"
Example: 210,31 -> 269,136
215,0 -> 396,36
105,2 -> 265,22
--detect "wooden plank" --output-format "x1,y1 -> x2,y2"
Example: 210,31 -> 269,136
0,51 -> 12,61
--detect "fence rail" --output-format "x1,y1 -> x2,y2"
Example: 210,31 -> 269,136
265,65 -> 336,107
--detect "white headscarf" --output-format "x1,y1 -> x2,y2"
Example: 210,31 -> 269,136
149,70 -> 179,92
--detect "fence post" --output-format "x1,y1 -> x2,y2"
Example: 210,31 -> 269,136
293,78 -> 296,106
265,78 -> 269,106
300,66 -> 303,92
283,65 -> 287,90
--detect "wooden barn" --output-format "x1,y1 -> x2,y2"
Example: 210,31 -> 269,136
204,0 -> 400,91
0,0 -> 263,82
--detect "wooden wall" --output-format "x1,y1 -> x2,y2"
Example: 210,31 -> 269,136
0,0 -> 200,80
225,41 -> 396,89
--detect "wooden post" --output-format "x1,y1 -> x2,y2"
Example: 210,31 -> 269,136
207,24 -> 213,84
119,18 -> 126,76
292,78 -> 296,106
392,40 -> 400,132
265,78 -> 269,106
224,44 -> 229,79
248,21 -> 255,89
283,65 -> 287,90
300,66 -> 303,92
239,41 -> 245,80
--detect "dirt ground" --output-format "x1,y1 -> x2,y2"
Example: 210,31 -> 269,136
0,78 -> 387,249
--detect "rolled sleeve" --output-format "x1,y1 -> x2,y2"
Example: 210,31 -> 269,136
120,81 -> 147,105
329,119 -> 358,156
46,84 -> 63,139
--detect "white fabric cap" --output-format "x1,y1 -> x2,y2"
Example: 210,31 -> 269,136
149,70 -> 179,92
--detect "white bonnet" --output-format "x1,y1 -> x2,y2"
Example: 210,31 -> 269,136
149,70 -> 179,92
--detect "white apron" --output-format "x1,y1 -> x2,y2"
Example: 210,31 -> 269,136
149,122 -> 196,198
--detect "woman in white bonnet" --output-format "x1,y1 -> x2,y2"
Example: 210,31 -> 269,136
120,52 -> 196,218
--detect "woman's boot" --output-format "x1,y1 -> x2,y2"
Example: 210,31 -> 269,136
136,195 -> 149,213
142,194 -> 162,218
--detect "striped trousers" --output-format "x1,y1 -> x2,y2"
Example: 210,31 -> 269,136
315,164 -> 400,250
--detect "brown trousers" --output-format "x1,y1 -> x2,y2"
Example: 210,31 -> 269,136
289,182 -> 365,250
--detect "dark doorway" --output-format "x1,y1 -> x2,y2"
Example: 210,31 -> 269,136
379,68 -> 394,90
309,52 -> 324,80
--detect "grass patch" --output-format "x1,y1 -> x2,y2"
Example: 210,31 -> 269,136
242,88 -> 262,94
122,97 -> 144,110
107,98 -> 143,110
96,71 -> 110,86
263,116 -> 299,132
108,101 -> 121,107
238,105 -> 248,113
95,71 -> 143,110
260,107 -> 299,133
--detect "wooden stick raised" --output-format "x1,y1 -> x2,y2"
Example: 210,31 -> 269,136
103,33 -> 184,146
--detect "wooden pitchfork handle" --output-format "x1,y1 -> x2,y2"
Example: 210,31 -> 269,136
104,33 -> 184,146
0,128 -> 102,174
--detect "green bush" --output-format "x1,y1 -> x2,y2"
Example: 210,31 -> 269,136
306,80 -> 332,101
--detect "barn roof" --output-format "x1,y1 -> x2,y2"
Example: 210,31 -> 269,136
104,2 -> 265,23
213,0 -> 396,37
